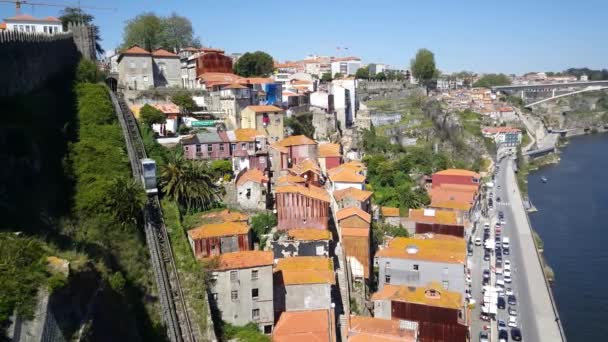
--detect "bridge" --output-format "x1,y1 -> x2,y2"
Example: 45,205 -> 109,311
492,80 -> 608,108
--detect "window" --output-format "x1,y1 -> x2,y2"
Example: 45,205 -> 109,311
230,270 -> 238,281
252,288 -> 259,299
252,309 -> 260,320
443,267 -> 449,275
207,144 -> 213,152
413,264 -> 419,271
231,143 -> 236,151
442,280 -> 449,290
231,290 -> 239,300
251,269 -> 259,280
246,188 -> 251,199
241,143 -> 247,149
385,275 -> 391,284
130,61 -> 136,69
220,144 -> 225,152
143,76 -> 148,84
196,144 -> 201,153
263,325 -> 272,334
44,26 -> 48,33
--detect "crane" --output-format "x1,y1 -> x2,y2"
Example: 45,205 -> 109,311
0,0 -> 115,16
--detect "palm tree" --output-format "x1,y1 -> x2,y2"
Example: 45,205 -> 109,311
161,153 -> 221,211
105,177 -> 146,227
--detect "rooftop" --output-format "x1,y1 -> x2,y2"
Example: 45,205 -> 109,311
408,208 -> 459,225
236,168 -> 268,186
275,184 -> 330,202
223,82 -> 247,90
152,48 -> 179,58
381,207 -> 400,217
428,186 -> 477,211
482,126 -> 521,134
327,166 -> 366,183
233,128 -> 260,142
371,282 -> 463,310
200,209 -> 248,223
288,228 -> 332,241
336,207 -> 371,224
120,45 -> 151,56
289,158 -> 321,176
273,309 -> 335,342
213,251 -> 273,271
276,174 -> 306,185
348,316 -> 417,342
275,256 -> 335,285
198,72 -> 241,86
318,143 -> 342,158
433,168 -> 480,178
333,187 -> 373,202
277,135 -> 317,147
376,235 -> 466,264
5,14 -> 61,22
187,221 -> 250,240
245,105 -> 283,113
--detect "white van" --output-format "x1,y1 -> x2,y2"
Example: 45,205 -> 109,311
502,237 -> 510,248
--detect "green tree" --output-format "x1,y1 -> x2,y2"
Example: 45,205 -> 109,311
234,51 -> 274,77
171,90 -> 196,113
210,160 -> 233,180
161,153 -> 221,211
375,72 -> 387,81
140,104 -> 166,127
161,12 -> 201,51
473,74 -> 511,88
334,73 -> 344,79
321,72 -> 333,82
76,59 -> 104,83
410,48 -> 437,90
122,12 -> 164,51
250,212 -> 277,242
104,177 -> 146,227
355,66 -> 370,79
59,7 -> 104,56
285,113 -> 315,138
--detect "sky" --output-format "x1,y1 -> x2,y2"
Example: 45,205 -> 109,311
1,0 -> 607,74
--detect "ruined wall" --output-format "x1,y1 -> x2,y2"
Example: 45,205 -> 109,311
0,31 -> 79,96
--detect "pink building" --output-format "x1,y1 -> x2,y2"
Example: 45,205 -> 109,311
275,184 -> 330,231
181,131 -> 231,160
227,128 -> 269,173
269,135 -> 318,178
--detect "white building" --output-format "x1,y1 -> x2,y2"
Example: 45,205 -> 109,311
368,63 -> 385,76
331,58 -> 362,76
4,14 -> 62,34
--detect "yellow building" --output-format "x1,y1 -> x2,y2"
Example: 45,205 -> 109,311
239,105 -> 284,142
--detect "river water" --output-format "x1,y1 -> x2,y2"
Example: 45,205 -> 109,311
527,133 -> 608,342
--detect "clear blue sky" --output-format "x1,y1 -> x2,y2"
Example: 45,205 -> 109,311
1,0 -> 606,74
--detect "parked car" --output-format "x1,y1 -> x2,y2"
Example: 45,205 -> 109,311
503,248 -> 510,255
496,278 -> 505,288
504,260 -> 511,270
497,296 -> 506,309
475,237 -> 482,246
508,295 -> 517,305
499,329 -> 509,342
484,252 -> 490,261
496,254 -> 503,262
498,319 -> 506,329
508,315 -> 518,328
504,274 -> 512,283
504,269 -> 511,277
497,196 -> 502,202
483,269 -> 490,280
511,327 -> 522,341
506,287 -> 514,296
508,306 -> 518,316
479,331 -> 489,342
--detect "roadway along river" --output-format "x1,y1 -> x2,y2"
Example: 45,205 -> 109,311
528,133 -> 608,342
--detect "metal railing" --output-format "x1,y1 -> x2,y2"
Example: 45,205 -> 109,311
109,90 -> 196,342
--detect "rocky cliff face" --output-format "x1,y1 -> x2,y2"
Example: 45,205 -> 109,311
531,90 -> 608,130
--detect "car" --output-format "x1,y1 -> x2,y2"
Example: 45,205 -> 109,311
508,295 -> 517,305
499,210 -> 504,217
504,260 -> 511,269
503,248 -> 510,255
502,241 -> 510,249
511,327 -> 522,341
483,269 -> 490,280
506,287 -> 514,296
504,274 -> 512,283
500,219 -> 506,225
468,249 -> 473,256
498,319 -> 507,329
508,315 -> 517,328
484,252 -> 490,261
497,197 -> 501,202
475,237 -> 482,246
496,266 -> 503,275
496,240 -> 502,248
497,296 -> 506,309
479,331 -> 489,342
496,278 -> 505,288
496,254 -> 503,262
504,269 -> 511,277
508,306 -> 518,316
499,329 -> 509,342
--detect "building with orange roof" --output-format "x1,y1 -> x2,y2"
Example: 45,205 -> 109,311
200,209 -> 249,223
407,208 -> 465,238
347,316 -> 418,342
482,126 -> 522,149
3,14 -> 62,34
333,187 -> 373,213
208,251 -> 274,332
116,44 -> 182,89
272,228 -> 331,259
431,169 -> 480,189
226,128 -> 269,173
270,135 -> 318,179
273,309 -> 336,342
376,235 -> 466,295
317,143 -> 343,173
288,158 -> 322,185
337,207 -> 372,280
327,164 -> 366,192
187,221 -> 251,258
273,257 -> 335,314
429,169 -> 481,220
130,102 -> 180,136
240,105 -> 285,142
236,168 -> 269,211
372,283 -> 467,342
380,206 -> 405,227
275,184 -> 330,231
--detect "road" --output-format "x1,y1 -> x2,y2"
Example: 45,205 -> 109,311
493,157 -> 564,342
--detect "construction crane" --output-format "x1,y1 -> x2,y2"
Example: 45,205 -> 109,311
0,0 -> 115,16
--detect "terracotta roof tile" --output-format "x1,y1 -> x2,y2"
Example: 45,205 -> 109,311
233,128 -> 259,142
213,251 -> 273,271
273,309 -> 335,342
277,135 -> 317,147
199,72 -> 241,85
0,23 -> 7,30
6,14 -> 60,22
289,158 -> 321,176
238,77 -> 274,84
408,208 -> 459,225
269,142 -> 289,154
433,168 -> 480,178
200,209 -> 249,223
120,45 -> 151,56
371,282 -> 463,310
428,186 -> 477,211
187,221 -> 249,240
336,207 -> 371,224
245,105 -> 283,113
291,79 -> 312,85
482,126 -> 521,134
341,227 -> 369,237
318,143 -> 342,158
276,174 -> 306,185
288,228 -> 332,241
333,187 -> 373,202
376,235 -> 466,264
236,168 -> 268,186
275,184 -> 330,202
381,207 -> 400,217
223,82 -> 247,89
348,316 -> 417,342
275,256 -> 335,285
152,48 -> 179,58
327,166 -> 366,183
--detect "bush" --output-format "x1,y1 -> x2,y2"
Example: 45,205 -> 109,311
140,104 -> 166,127
210,160 -> 233,180
76,58 -> 105,83
251,212 -> 277,243
171,90 -> 196,113
222,322 -> 270,342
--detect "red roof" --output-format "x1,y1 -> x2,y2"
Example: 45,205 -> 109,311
482,126 -> 521,134
336,207 -> 371,224
120,45 -> 151,56
152,48 -> 178,58
273,309 -> 336,342
5,14 -> 60,22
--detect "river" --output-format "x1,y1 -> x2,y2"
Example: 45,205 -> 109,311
527,133 -> 608,342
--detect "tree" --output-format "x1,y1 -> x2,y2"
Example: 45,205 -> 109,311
161,153 -> 221,211
285,113 -> 315,138
122,13 -> 164,51
321,72 -> 333,82
140,104 -> 166,127
473,74 -> 511,88
375,72 -> 387,81
104,177 -> 146,227
161,12 -> 201,52
171,90 -> 196,113
76,59 -> 103,83
355,67 -> 369,80
333,73 -> 343,79
210,160 -> 233,181
250,212 -> 277,242
410,48 -> 437,90
234,51 -> 274,77
59,7 -> 104,56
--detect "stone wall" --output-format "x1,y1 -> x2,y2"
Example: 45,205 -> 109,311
0,31 -> 79,96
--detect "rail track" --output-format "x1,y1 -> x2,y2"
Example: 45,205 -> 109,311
109,90 -> 196,342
